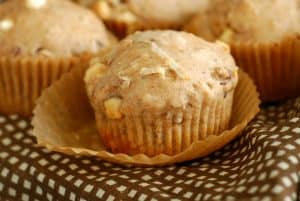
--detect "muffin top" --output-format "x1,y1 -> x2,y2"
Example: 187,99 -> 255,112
85,31 -> 238,118
0,0 -> 112,57
94,0 -> 209,30
185,0 -> 300,43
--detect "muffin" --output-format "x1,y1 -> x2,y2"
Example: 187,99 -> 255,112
84,30 -> 239,156
93,0 -> 209,38
184,0 -> 300,101
0,0 -> 114,115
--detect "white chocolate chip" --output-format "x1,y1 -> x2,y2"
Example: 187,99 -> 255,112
117,11 -> 137,23
219,28 -> 234,43
104,97 -> 123,119
84,62 -> 108,83
216,41 -> 230,52
140,67 -> 166,78
118,75 -> 131,89
0,19 -> 14,32
95,1 -> 112,18
26,0 -> 47,9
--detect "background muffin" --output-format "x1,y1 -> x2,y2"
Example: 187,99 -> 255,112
0,0 -> 112,57
185,0 -> 300,43
85,30 -> 239,156
0,0 -> 114,115
93,0 -> 209,38
184,0 -> 300,101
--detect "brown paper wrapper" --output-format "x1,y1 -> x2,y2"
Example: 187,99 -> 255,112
0,55 -> 91,116
32,66 -> 260,166
95,93 -> 234,157
231,35 -> 300,102
92,3 -> 177,39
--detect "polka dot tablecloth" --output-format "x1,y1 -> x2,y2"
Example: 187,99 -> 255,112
0,98 -> 299,201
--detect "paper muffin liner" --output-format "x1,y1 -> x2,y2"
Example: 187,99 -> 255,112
32,66 -> 260,166
0,55 -> 90,116
95,93 -> 234,157
230,35 -> 300,102
101,18 -> 174,39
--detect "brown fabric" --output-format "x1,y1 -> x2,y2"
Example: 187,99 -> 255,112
0,97 -> 300,201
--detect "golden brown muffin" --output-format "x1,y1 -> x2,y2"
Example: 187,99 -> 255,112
84,30 -> 239,156
0,0 -> 112,57
185,0 -> 300,101
93,0 -> 209,38
185,0 -> 300,43
0,0 -> 115,115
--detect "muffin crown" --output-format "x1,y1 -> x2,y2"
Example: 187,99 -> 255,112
85,31 -> 238,117
0,0 -> 111,57
185,0 -> 300,43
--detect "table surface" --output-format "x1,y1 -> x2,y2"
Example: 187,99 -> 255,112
0,97 -> 299,201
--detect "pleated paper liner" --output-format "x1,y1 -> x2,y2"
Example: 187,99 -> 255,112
95,93 -> 234,156
92,3 -> 178,39
231,35 -> 300,102
0,54 -> 91,116
32,66 -> 260,166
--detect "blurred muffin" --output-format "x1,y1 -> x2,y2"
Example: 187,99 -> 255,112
0,0 -> 114,115
185,0 -> 300,101
93,0 -> 209,38
84,30 -> 239,156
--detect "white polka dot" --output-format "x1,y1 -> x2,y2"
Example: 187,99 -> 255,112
128,190 -> 137,198
269,170 -> 279,179
271,141 -> 281,146
258,172 -> 267,181
291,172 -> 298,183
0,152 -> 8,159
106,180 -> 116,186
138,194 -> 148,201
276,150 -> 286,157
290,117 -> 299,123
285,144 -> 296,150
278,162 -> 290,170
261,197 -> 272,201
23,180 -> 32,191
288,155 -> 298,164
236,186 -> 246,193
272,185 -> 284,194
36,186 -> 43,195
22,194 -> 29,201
2,138 -> 12,146
117,185 -> 126,192
58,186 -> 66,196
9,156 -> 19,165
11,174 -> 19,184
8,188 -> 16,197
259,184 -> 270,193
284,196 -> 293,201
0,116 -> 6,123
282,177 -> 292,187
280,126 -> 290,132
248,186 -> 258,194
17,120 -> 28,129
74,179 -> 83,187
292,128 -> 300,134
266,159 -> 275,167
5,124 -> 15,132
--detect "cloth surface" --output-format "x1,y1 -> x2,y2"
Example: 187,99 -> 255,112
0,98 -> 299,201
